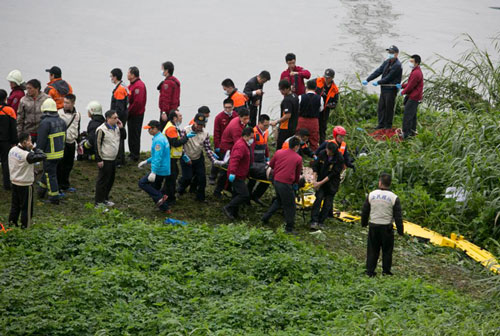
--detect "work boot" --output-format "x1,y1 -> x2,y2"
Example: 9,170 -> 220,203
382,271 -> 394,276
310,222 -> 320,231
222,206 -> 235,221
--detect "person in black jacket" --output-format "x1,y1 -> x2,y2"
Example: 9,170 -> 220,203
78,101 -> 105,161
243,70 -> 271,127
310,141 -> 344,230
362,45 -> 402,130
0,89 -> 18,190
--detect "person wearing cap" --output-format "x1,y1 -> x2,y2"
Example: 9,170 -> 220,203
127,66 -> 147,162
362,45 -> 402,130
110,68 -> 129,166
243,70 -> 271,127
57,94 -> 80,192
138,120 -> 171,213
0,89 -> 18,190
316,68 -> 339,144
36,98 -> 67,204
315,126 -> 355,172
159,61 -> 180,130
16,79 -> 50,144
280,53 -> 311,96
178,113 -> 218,202
94,110 -> 125,207
80,101 -> 105,160
6,70 -> 25,114
44,66 -> 73,110
297,79 -> 323,151
270,79 -> 299,150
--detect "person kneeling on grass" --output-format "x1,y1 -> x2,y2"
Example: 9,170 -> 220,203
138,120 -> 171,214
8,133 -> 46,228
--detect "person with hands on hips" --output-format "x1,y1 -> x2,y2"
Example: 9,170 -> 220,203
138,120 -> 171,213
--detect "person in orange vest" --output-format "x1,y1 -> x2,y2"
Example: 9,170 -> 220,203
247,114 -> 270,206
44,66 -> 73,110
0,89 -> 18,190
270,79 -> 299,150
315,126 -> 355,171
282,129 -> 316,160
188,106 -> 210,125
221,78 -> 248,113
316,68 -> 339,144
110,68 -> 129,166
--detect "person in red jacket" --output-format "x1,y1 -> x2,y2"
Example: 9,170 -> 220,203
280,53 -> 311,95
222,127 -> 254,220
6,70 -> 25,114
213,108 -> 250,198
399,54 -> 424,139
158,61 -> 180,129
262,136 -> 303,234
127,66 -> 147,161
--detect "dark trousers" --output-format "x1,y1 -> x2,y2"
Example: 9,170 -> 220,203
247,179 -> 269,200
225,178 -> 249,217
209,164 -> 218,181
311,187 -> 337,224
179,156 -> 206,201
138,173 -> 168,210
38,159 -> 60,200
366,225 -> 394,275
57,142 -> 76,190
95,160 -> 116,204
276,129 -> 294,150
319,108 -> 332,144
9,184 -> 34,228
117,112 -> 128,165
249,105 -> 258,128
127,114 -> 144,161
377,90 -> 397,129
162,158 -> 179,203
402,99 -> 419,138
0,141 -> 11,190
263,181 -> 296,231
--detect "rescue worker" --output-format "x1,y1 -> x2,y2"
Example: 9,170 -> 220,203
80,101 -> 105,160
210,98 -> 238,185
298,79 -> 323,150
94,110 -> 125,207
178,113 -> 217,202
17,79 -> 49,144
280,53 -> 311,95
127,66 -> 147,162
36,98 -> 66,204
159,61 -> 180,130
315,126 -> 355,172
243,70 -> 271,127
362,45 -> 402,130
282,129 -> 316,159
110,68 -> 129,166
57,94 -> 80,192
6,69 -> 25,114
316,68 -> 339,144
188,105 -> 210,125
310,141 -> 344,230
0,89 -> 18,190
162,109 -> 196,205
214,108 -> 250,199
261,136 -> 303,234
270,79 -> 299,150
362,173 -> 404,277
247,114 -> 271,206
221,78 -> 248,113
44,66 -> 73,110
223,127 -> 254,220
8,133 -> 46,228
138,120 -> 171,214
398,54 -> 424,139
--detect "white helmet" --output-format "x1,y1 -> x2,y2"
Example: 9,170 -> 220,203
6,70 -> 23,86
86,100 -> 102,115
41,98 -> 57,112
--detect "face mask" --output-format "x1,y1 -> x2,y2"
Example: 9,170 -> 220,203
161,71 -> 165,77
247,138 -> 254,145
175,121 -> 182,127
224,91 -> 230,96
409,63 -> 415,69
387,53 -> 395,59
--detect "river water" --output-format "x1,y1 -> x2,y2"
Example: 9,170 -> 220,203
2,0 -> 499,150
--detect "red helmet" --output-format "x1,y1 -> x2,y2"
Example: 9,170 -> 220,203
333,126 -> 347,138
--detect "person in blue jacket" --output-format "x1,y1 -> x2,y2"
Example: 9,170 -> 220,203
362,45 -> 402,130
138,120 -> 171,213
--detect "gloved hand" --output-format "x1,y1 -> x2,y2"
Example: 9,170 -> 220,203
148,172 -> 156,182
292,184 -> 299,191
313,155 -> 318,161
182,154 -> 191,163
228,174 -> 235,182
212,152 -> 220,160
138,160 -> 148,168
372,81 -> 379,87
265,157 -> 270,163
215,148 -> 220,153
395,83 -> 402,89
362,80 -> 368,86
186,132 -> 196,139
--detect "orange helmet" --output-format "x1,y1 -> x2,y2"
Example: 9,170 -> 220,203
333,126 -> 346,138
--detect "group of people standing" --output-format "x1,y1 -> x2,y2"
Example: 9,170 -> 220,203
1,45 -> 423,276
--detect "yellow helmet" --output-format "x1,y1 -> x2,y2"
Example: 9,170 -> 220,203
6,70 -> 23,86
41,98 -> 57,112
86,100 -> 102,115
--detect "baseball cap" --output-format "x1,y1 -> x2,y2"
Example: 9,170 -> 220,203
143,120 -> 161,129
45,66 -> 62,77
324,68 -> 335,78
386,45 -> 399,53
193,113 -> 207,125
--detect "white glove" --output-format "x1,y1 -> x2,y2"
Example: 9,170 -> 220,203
138,160 -> 148,168
148,172 -> 156,182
